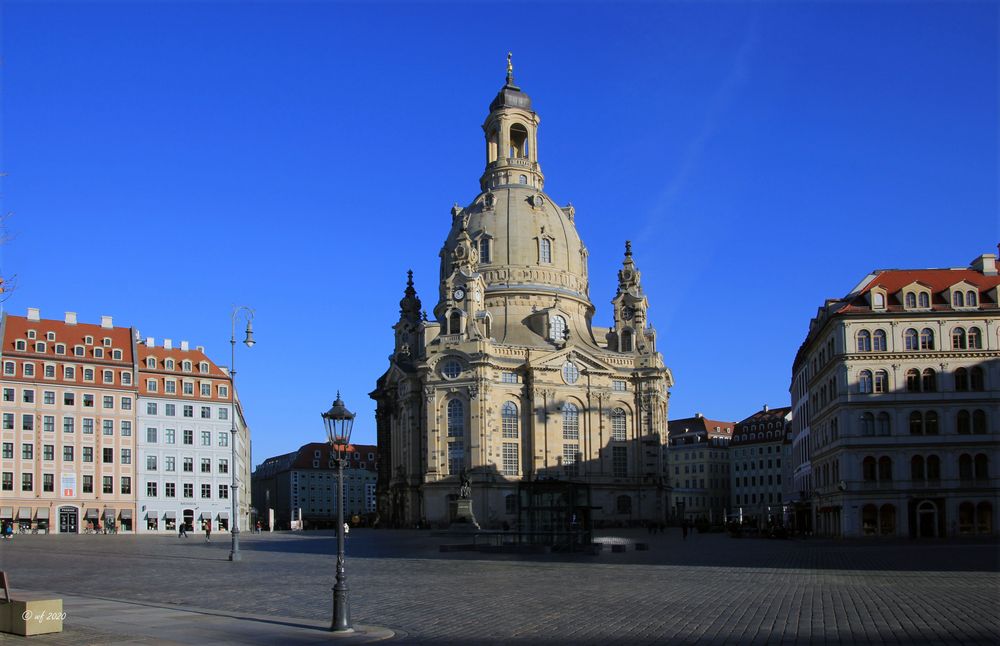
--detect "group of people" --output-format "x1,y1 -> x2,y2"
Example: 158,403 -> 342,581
178,519 -> 212,541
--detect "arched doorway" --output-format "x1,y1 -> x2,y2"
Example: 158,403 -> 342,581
183,509 -> 195,533
917,500 -> 938,538
58,506 -> 78,534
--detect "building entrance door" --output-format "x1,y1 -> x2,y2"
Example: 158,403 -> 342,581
917,500 -> 937,538
183,509 -> 194,532
59,507 -> 78,534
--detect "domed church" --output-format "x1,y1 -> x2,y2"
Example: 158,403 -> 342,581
371,57 -> 673,528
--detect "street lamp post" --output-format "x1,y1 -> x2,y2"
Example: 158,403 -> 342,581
322,392 -> 355,632
228,306 -> 256,562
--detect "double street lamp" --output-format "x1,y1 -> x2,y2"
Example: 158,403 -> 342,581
229,306 -> 255,562
322,392 -> 355,632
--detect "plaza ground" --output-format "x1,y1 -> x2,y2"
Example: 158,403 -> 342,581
0,529 -> 997,644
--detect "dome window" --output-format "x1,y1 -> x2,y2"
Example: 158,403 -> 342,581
539,238 -> 551,264
479,237 -> 491,263
518,174 -> 528,185
442,360 -> 462,379
549,315 -> 567,342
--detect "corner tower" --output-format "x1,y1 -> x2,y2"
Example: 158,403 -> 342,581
373,58 -> 673,530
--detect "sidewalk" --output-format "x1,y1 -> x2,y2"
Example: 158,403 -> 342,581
0,592 -> 395,645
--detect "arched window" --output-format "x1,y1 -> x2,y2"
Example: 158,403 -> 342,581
909,411 -> 923,435
449,311 -> 462,335
910,455 -> 925,480
878,456 -> 892,481
562,402 -> 579,439
905,369 -> 920,392
617,495 -> 632,514
905,292 -> 916,308
501,401 -> 518,438
921,368 -> 936,392
447,399 -> 464,437
927,455 -> 941,480
539,238 -> 551,263
974,454 -> 988,480
862,457 -> 877,482
509,123 -> 528,158
146,357 -> 156,369
621,329 -> 633,352
549,315 -> 567,342
861,412 -> 875,436
924,410 -> 938,435
858,370 -> 873,394
955,368 -> 969,391
874,370 -> 888,393
873,329 -> 887,351
165,359 -> 175,370
970,367 -> 984,391
952,327 -> 967,350
857,330 -> 871,352
479,237 -> 491,263
904,328 -> 919,350
611,407 -> 627,441
967,290 -> 978,306
957,410 -> 971,434
182,360 -> 192,372
872,292 -> 885,308
876,412 -> 890,436
968,327 -> 982,349
972,409 -> 987,434
952,291 -> 965,308
518,174 -> 528,185
920,328 -> 934,350
918,292 -> 930,308
958,454 -> 973,480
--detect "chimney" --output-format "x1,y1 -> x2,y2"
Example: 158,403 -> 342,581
101,315 -> 113,329
180,341 -> 189,351
196,345 -> 204,353
65,312 -> 77,325
970,253 -> 997,276
26,307 -> 40,321
695,412 -> 703,418
164,339 -> 172,350
146,337 -> 155,347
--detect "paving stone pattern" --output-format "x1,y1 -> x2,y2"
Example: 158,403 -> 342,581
0,530 -> 997,644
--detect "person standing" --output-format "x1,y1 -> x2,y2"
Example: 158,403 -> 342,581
204,519 -> 212,543
179,520 -> 188,538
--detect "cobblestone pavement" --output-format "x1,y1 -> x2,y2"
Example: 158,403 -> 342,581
0,530 -> 997,644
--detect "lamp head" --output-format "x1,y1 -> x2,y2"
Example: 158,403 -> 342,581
243,320 -> 256,348
322,391 -> 355,450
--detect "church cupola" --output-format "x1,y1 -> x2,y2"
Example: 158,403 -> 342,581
393,270 -> 424,359
480,53 -> 545,192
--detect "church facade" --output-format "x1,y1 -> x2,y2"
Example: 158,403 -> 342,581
371,61 -> 673,528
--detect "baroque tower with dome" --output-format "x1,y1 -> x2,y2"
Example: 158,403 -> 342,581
371,58 -> 673,528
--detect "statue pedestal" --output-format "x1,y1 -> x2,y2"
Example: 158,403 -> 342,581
448,498 -> 480,531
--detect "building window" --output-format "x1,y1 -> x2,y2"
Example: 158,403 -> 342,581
562,361 -> 580,385
562,402 -> 579,439
922,368 -> 936,392
955,367 -> 969,391
909,411 -> 923,435
968,327 -> 982,349
103,476 -> 113,494
611,407 -> 627,441
201,458 -> 211,473
448,442 -> 464,474
183,405 -> 193,417
183,483 -> 194,498
479,237 -> 491,263
183,429 -> 193,444
612,380 -> 626,392
121,448 -> 131,464
612,445 -> 628,477
876,412 -> 890,436
621,328 -> 633,352
200,383 -> 211,397
147,379 -> 158,393
872,329 -> 887,351
219,484 -> 229,499
860,412 -> 875,436
165,483 -> 176,498
972,409 -> 987,434
147,455 -> 157,471
501,401 -> 518,438
102,420 -> 113,435
858,370 -> 872,394
165,381 -> 176,394
2,473 -> 12,491
147,482 -> 157,497
219,432 -> 229,447
183,458 -> 193,472
121,477 -> 131,495
905,369 -> 920,392
502,442 -> 518,476
183,382 -> 194,395
549,315 -> 567,342
873,370 -> 888,393
562,443 -> 578,476
219,459 -> 228,474
919,328 -> 934,350
165,429 -> 176,444
83,447 -> 93,463
447,399 -> 464,437
201,431 -> 211,446
856,330 -> 871,352
539,238 -> 551,264
505,494 -> 517,515
43,415 -> 56,432
201,484 -> 212,498
82,475 -> 93,492
102,370 -> 113,384
219,407 -> 229,420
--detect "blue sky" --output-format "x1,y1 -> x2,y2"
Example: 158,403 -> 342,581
2,1 -> 997,465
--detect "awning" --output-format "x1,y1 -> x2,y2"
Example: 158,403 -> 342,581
18,507 -> 31,519
218,511 -> 230,519
0,507 -> 12,519
103,508 -> 116,518
163,511 -> 176,520
120,509 -> 132,520
200,512 -> 212,520
146,511 -> 158,519
35,508 -> 50,520
85,508 -> 99,519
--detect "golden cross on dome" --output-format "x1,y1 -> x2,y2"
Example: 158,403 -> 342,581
506,52 -> 514,84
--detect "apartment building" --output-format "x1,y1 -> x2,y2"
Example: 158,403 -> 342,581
666,414 -> 733,523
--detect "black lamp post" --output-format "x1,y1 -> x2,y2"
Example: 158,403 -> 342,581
322,392 -> 355,632
229,306 -> 255,562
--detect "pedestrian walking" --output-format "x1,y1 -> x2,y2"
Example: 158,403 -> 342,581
2,519 -> 12,541
205,519 -> 212,542
179,521 -> 188,538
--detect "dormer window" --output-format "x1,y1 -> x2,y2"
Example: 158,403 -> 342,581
165,359 -> 175,370
103,337 -> 112,347
918,292 -> 930,308
112,349 -> 123,360
871,290 -> 886,310
26,330 -> 36,340
55,344 -> 65,355
904,292 -> 916,308
549,315 -> 567,342
952,291 -> 965,308
146,357 -> 156,369
46,332 -> 55,341
967,290 -> 978,307
35,342 -> 46,353
199,362 -> 209,374
93,348 -> 104,358
74,345 -> 85,357
84,335 -> 93,345
14,340 -> 26,351
182,360 -> 192,372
